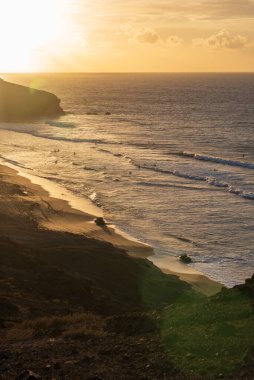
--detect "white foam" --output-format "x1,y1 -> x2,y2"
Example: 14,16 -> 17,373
181,151 -> 254,170
0,158 -> 103,217
46,121 -> 76,129
132,161 -> 254,202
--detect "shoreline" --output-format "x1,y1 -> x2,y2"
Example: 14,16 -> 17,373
0,161 -> 223,295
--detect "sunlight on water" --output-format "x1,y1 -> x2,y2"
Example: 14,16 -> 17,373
1,73 -> 254,286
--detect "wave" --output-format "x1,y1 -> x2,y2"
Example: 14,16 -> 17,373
89,191 -> 102,207
179,151 -> 254,170
131,160 -> 254,201
136,181 -> 210,191
46,121 -> 76,129
95,148 -> 123,158
40,176 -> 64,183
36,134 -> 108,145
96,148 -> 112,154
0,124 -> 162,152
0,124 -> 110,145
164,232 -> 198,246
83,166 -> 97,171
0,155 -> 33,170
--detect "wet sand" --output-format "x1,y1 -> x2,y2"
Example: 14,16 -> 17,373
0,162 -> 222,295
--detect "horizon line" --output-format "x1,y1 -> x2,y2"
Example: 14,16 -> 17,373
1,71 -> 254,75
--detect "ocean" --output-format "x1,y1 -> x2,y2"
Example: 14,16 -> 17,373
0,73 -> 254,287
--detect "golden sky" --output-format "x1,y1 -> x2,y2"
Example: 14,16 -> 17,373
0,0 -> 254,72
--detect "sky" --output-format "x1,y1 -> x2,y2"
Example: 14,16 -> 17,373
0,0 -> 254,72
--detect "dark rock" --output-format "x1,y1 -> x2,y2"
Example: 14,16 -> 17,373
64,360 -> 78,365
0,350 -> 9,361
16,370 -> 41,380
99,349 -> 112,356
0,78 -> 64,121
179,254 -> 192,264
81,355 -> 94,362
243,345 -> 254,365
105,112 -> 111,115
234,273 -> 254,301
0,297 -> 20,321
53,362 -> 61,370
94,217 -> 106,226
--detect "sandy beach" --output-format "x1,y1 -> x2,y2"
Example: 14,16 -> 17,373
1,1 -> 254,375
0,161 -> 196,318
0,162 -> 154,257
0,162 -> 222,297
1,152 -> 253,380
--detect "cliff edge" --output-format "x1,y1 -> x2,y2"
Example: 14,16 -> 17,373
0,78 -> 64,120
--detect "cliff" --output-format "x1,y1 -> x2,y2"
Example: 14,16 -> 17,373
0,78 -> 64,120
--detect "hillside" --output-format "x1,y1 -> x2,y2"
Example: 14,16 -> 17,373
0,79 -> 64,120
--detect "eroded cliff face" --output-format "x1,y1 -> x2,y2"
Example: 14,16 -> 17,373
0,79 -> 64,120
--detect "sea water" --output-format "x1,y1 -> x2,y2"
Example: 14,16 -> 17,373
0,73 -> 254,287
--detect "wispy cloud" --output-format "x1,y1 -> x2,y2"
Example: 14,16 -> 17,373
134,28 -> 160,44
137,0 -> 254,20
117,26 -> 184,46
193,29 -> 249,49
200,0 -> 254,20
167,35 -> 183,46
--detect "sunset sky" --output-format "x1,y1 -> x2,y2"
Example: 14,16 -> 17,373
1,0 -> 254,72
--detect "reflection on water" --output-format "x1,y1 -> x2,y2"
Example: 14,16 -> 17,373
1,73 -> 254,286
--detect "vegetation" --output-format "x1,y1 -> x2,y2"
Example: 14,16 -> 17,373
161,289 -> 254,378
1,288 -> 254,379
1,313 -> 106,343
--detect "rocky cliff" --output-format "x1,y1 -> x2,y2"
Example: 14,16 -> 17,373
0,78 -> 64,120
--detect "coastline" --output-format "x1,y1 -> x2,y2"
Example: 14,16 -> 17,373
3,157 -> 254,380
0,161 -> 154,259
0,161 -> 222,295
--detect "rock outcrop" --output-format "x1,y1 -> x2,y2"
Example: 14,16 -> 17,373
234,274 -> 254,301
0,78 -> 64,121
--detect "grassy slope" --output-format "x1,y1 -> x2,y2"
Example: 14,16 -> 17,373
0,169 -> 194,320
0,170 -> 254,379
1,286 -> 253,379
161,286 -> 254,379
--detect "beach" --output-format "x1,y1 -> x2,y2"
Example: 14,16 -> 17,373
0,162 -> 222,298
1,73 -> 254,287
1,75 -> 254,378
1,161 -> 234,380
1,0 -> 254,375
1,160 -> 199,319
1,161 -> 253,380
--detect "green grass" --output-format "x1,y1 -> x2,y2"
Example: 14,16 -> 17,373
160,289 -> 254,378
1,287 -> 253,379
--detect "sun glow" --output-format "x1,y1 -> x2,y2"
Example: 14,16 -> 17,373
0,0 -> 253,73
0,0 -> 69,72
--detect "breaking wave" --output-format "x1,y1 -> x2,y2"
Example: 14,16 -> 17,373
131,160 -> 254,201
179,152 -> 254,170
46,121 -> 77,129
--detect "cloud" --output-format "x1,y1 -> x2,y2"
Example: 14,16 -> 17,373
135,28 -> 160,44
117,26 -> 184,46
101,0 -> 254,22
117,26 -> 161,44
200,0 -> 254,20
167,35 -> 183,46
194,29 -> 248,49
